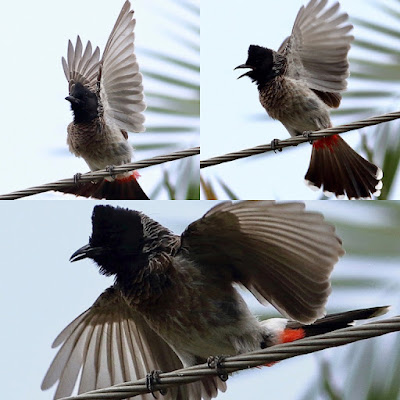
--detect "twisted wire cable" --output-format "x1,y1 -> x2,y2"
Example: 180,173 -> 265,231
0,147 -> 200,200
200,110 -> 400,168
58,315 -> 400,400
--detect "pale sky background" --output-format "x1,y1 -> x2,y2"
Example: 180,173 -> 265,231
201,0 -> 400,200
0,200 -> 398,400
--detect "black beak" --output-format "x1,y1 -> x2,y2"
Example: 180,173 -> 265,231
70,244 -> 100,262
65,95 -> 81,105
234,64 -> 254,79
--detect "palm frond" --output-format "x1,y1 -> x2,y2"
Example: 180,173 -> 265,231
335,0 -> 400,199
301,201 -> 400,399
133,0 -> 199,199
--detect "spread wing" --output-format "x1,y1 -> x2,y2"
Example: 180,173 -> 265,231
41,287 -> 211,400
99,0 -> 146,133
61,1 -> 146,132
279,0 -> 354,106
62,36 -> 101,94
180,201 -> 344,324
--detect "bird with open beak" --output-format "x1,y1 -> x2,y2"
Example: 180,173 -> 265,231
42,201 -> 389,399
236,0 -> 383,199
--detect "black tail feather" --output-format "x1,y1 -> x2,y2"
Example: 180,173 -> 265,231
288,306 -> 390,337
305,135 -> 382,199
60,178 -> 149,200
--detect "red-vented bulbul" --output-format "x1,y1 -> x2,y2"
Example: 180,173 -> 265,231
41,201 -> 389,399
235,0 -> 383,199
61,1 -> 148,200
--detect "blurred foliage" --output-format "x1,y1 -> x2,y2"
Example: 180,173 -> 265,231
335,0 -> 400,200
130,0 -> 200,199
201,175 -> 239,200
299,201 -> 400,400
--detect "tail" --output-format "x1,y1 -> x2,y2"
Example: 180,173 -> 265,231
264,306 -> 390,345
305,135 -> 383,199
185,376 -> 227,400
61,172 -> 149,200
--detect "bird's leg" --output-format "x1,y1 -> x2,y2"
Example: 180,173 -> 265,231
73,173 -> 82,184
106,165 -> 116,180
302,131 -> 314,144
207,355 -> 229,382
270,138 -> 282,153
146,370 -> 167,398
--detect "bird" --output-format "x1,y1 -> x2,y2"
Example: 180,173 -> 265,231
235,0 -> 383,199
41,201 -> 389,399
60,1 -> 149,200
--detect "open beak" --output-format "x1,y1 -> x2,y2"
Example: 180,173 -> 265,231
65,95 -> 81,105
234,64 -> 254,79
70,243 -> 101,262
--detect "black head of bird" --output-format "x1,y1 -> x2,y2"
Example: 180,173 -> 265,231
69,205 -> 174,280
235,45 -> 279,85
70,205 -> 147,277
65,82 -> 99,123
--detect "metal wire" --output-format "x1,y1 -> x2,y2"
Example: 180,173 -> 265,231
58,315 -> 400,400
0,147 -> 200,200
200,110 -> 400,168
2,110 -> 399,198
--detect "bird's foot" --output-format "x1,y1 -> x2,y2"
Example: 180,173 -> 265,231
302,131 -> 314,144
146,370 -> 167,398
106,165 -> 116,180
270,138 -> 282,153
73,173 -> 82,184
207,355 -> 229,382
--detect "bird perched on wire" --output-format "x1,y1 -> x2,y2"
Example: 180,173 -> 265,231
42,201 -> 389,399
235,0 -> 383,199
60,1 -> 148,200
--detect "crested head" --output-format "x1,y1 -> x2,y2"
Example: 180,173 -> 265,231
236,45 -> 282,86
86,205 -> 148,276
71,205 -> 175,278
247,45 -> 273,65
66,82 -> 99,123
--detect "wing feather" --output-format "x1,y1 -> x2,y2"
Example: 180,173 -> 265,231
100,0 -> 146,133
42,286 -> 217,399
96,320 -> 112,389
281,0 -> 354,95
78,323 -> 101,394
62,36 -> 101,94
180,201 -> 344,324
54,319 -> 95,398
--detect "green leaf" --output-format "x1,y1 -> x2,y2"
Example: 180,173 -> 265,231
331,277 -> 388,289
135,0 -> 199,199
216,177 -> 240,200
144,126 -> 197,133
352,17 -> 400,41
178,0 -> 200,17
375,122 -> 400,200
351,38 -> 400,57
343,90 -> 393,99
140,49 -> 200,73
380,4 -> 400,21
331,106 -> 374,116
147,104 -> 198,116
142,70 -> 199,91
133,142 -> 180,151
